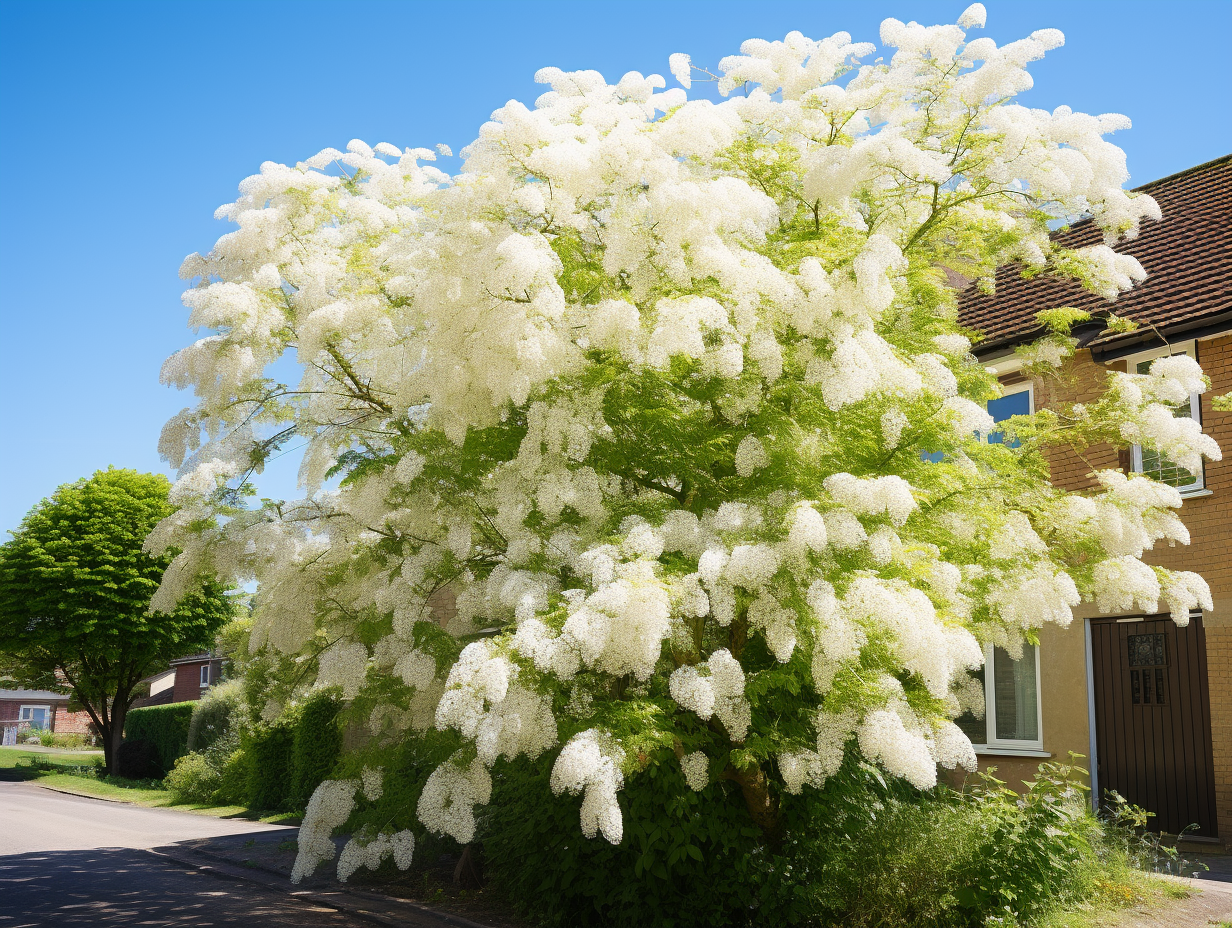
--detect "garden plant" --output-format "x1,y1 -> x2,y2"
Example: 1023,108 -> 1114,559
147,3 -> 1221,922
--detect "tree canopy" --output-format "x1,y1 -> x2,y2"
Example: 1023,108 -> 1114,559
0,468 -> 232,771
147,5 -> 1220,880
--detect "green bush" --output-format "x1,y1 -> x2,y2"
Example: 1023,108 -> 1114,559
245,712 -> 297,811
290,689 -> 343,809
164,752 -> 222,804
124,703 -> 194,774
484,753 -> 786,928
36,730 -> 95,749
483,752 -> 1133,928
187,680 -> 242,753
215,748 -> 249,805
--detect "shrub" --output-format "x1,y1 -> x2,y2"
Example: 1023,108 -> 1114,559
290,690 -> 342,809
483,753 -> 1131,928
164,752 -> 221,803
40,730 -> 95,749
187,680 -> 242,753
116,738 -> 162,780
245,712 -> 297,811
125,703 -> 194,774
484,753 -> 785,928
214,748 -> 249,805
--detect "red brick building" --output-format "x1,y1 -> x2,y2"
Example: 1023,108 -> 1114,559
168,653 -> 225,703
0,689 -> 94,744
956,154 -> 1231,841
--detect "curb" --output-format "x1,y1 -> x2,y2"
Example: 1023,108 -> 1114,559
151,844 -> 499,928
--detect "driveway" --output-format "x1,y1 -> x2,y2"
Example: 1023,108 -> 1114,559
0,783 -> 373,927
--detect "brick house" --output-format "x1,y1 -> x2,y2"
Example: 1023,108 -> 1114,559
955,154 -> 1231,841
167,652 -> 225,703
0,689 -> 95,745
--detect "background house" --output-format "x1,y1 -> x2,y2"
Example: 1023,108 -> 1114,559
956,154 -> 1231,841
0,689 -> 94,745
167,652 -> 224,703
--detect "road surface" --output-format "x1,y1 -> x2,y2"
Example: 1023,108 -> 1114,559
0,782 -> 374,927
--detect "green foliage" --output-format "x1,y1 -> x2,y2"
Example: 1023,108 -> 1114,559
32,730 -> 95,749
164,751 -> 222,803
484,753 -> 786,928
245,712 -> 298,811
482,752 -> 1141,928
187,679 -> 242,753
125,703 -> 195,774
214,748 -> 250,805
290,689 -> 343,809
0,468 -> 233,771
1035,306 -> 1092,335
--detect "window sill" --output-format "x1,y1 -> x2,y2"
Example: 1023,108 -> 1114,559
972,746 -> 1051,758
1180,488 -> 1213,501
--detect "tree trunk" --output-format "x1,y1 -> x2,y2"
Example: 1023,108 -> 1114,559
107,700 -> 127,777
725,765 -> 781,845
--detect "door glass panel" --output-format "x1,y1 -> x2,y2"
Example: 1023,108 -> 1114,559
993,644 -> 1038,741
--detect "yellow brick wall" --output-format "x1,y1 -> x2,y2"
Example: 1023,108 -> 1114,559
1020,334 -> 1232,838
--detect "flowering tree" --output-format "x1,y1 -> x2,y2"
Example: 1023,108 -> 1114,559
150,4 -> 1221,881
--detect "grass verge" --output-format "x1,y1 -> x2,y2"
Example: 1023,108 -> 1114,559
1036,869 -> 1193,928
0,746 -> 102,768
1,747 -> 297,825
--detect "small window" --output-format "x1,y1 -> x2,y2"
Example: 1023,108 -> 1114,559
921,381 -> 1034,462
200,664 -> 211,688
19,705 -> 51,730
956,643 -> 1043,751
1127,342 -> 1204,492
986,382 -> 1033,446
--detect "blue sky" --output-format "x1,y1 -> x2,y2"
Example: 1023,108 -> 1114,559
2,0 -> 1229,535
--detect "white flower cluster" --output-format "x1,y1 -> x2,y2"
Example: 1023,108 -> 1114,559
680,751 -> 709,792
416,755 -> 492,845
292,779 -> 359,883
669,649 -> 752,741
337,826 -> 414,882
550,730 -> 626,844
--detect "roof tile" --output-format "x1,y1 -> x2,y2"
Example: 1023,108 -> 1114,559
957,155 -> 1232,353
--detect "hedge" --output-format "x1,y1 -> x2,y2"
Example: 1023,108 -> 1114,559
124,703 -> 194,774
290,690 -> 342,809
245,713 -> 297,811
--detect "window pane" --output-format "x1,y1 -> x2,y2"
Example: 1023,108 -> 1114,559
993,645 -> 1039,742
20,707 -> 50,730
955,665 -> 987,744
986,390 -> 1031,447
1135,356 -> 1199,487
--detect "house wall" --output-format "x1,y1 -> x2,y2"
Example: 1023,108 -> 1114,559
52,704 -> 93,734
172,662 -> 209,703
970,334 -> 1232,837
0,698 -> 91,735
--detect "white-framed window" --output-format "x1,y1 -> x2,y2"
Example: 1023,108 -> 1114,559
957,643 -> 1044,752
200,664 -> 211,688
985,381 -> 1034,446
922,380 -> 1034,463
19,705 -> 51,730
1126,340 -> 1205,493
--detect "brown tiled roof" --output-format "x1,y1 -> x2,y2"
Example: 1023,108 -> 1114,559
957,155 -> 1232,356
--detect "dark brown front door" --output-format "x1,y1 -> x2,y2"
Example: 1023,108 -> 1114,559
1090,613 -> 1217,837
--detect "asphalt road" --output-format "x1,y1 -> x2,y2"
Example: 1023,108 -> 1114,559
0,783 -> 374,927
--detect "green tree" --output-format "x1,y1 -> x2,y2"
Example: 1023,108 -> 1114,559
0,468 -> 232,773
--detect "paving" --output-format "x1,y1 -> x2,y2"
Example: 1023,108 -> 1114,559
0,782 -> 502,928
0,782 -> 390,927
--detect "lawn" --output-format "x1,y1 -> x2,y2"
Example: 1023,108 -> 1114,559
0,746 -> 102,769
0,746 -> 297,825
